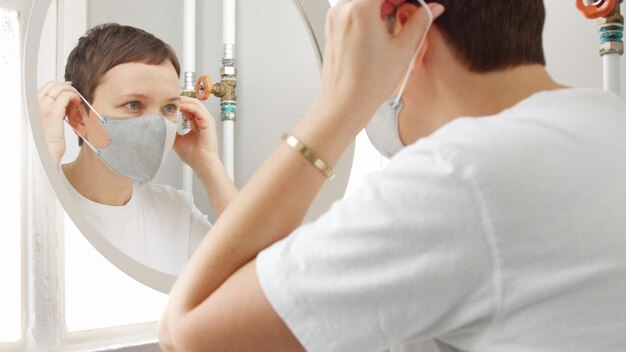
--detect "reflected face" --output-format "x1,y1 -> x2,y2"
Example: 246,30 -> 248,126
82,61 -> 181,148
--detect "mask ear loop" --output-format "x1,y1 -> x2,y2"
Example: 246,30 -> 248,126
64,87 -> 107,154
71,88 -> 106,122
392,0 -> 434,109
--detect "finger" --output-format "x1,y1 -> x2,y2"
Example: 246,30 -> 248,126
179,101 -> 215,129
381,0 -> 407,17
47,90 -> 81,120
174,116 -> 201,144
179,96 -> 209,114
45,83 -> 77,103
324,7 -> 334,55
39,85 -> 77,109
38,81 -> 57,100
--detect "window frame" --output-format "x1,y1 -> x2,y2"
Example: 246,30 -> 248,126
2,0 -> 162,350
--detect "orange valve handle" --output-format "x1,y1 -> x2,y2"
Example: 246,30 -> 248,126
577,0 -> 618,19
195,75 -> 212,100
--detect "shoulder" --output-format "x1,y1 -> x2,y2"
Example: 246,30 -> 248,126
407,87 -> 626,176
135,183 -> 194,208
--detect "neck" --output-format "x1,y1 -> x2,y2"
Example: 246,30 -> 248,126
438,64 -> 567,119
63,146 -> 134,206
400,41 -> 568,144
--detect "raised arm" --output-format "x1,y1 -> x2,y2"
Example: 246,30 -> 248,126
159,1 -> 442,351
174,96 -> 238,217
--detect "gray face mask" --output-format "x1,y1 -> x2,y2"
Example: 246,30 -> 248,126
365,0 -> 434,159
70,89 -> 178,184
365,97 -> 405,159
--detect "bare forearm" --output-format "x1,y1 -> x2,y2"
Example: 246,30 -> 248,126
161,2 -> 439,347
193,160 -> 238,217
165,100 -> 363,315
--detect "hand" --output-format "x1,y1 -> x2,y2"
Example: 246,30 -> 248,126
174,97 -> 221,172
318,0 -> 444,123
38,81 -> 81,168
381,0 -> 407,17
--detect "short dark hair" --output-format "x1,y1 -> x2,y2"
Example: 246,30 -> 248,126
65,23 -> 180,102
65,23 -> 181,145
408,0 -> 546,72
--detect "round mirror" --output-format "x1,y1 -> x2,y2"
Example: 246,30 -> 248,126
24,0 -> 353,293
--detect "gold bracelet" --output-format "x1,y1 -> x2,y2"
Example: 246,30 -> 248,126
282,133 -> 335,179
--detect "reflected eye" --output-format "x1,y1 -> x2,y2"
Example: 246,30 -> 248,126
162,104 -> 179,120
124,101 -> 141,111
164,104 -> 177,113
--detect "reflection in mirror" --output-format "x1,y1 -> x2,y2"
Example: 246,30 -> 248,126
40,23 -> 236,276
28,0 -> 351,291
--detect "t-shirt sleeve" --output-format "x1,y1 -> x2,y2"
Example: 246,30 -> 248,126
256,142 -> 497,351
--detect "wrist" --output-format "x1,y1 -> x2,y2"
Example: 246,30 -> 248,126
310,95 -> 378,133
191,154 -> 223,178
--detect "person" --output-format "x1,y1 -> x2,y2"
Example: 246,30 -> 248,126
38,23 -> 237,275
159,0 -> 626,350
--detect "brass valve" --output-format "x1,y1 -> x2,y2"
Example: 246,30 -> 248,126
195,74 -> 238,121
194,75 -> 237,102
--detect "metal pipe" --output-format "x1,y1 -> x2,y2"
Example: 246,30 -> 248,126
182,0 -> 196,193
222,0 -> 237,180
598,1 -> 624,96
603,53 -> 621,94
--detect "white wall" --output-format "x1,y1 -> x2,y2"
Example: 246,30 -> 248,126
544,0 -> 626,93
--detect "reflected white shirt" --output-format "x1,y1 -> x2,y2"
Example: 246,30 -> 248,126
60,172 -> 212,275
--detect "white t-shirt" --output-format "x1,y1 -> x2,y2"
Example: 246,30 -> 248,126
257,88 -> 626,352
61,171 -> 211,275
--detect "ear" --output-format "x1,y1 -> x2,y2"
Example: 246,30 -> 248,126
393,4 -> 431,69
66,102 -> 88,137
390,3 -> 418,36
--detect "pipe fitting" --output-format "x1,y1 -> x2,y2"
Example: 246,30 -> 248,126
600,40 -> 624,55
179,71 -> 196,134
220,101 -> 237,121
182,71 -> 196,95
192,43 -> 238,121
218,42 -> 237,121
598,11 -> 624,24
597,0 -> 624,55
211,79 -> 237,101
220,65 -> 237,77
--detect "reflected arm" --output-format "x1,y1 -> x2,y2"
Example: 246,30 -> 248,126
192,159 -> 238,217
175,96 -> 238,217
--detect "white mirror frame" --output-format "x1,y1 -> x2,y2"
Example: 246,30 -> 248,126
24,0 -> 341,293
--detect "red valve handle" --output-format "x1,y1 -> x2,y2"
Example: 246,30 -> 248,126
195,75 -> 212,101
577,0 -> 618,19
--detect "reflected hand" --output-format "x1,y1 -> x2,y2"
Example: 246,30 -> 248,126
38,81 -> 81,169
174,96 -> 220,172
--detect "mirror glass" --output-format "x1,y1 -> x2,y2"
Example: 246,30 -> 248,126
25,0 -> 353,292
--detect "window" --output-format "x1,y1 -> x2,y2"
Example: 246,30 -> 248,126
64,214 -> 169,332
0,6 -> 23,345
0,0 -> 168,349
